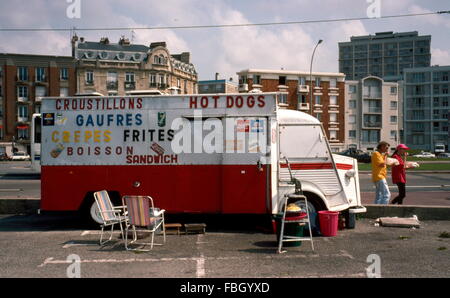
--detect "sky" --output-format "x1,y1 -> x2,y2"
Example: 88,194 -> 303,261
0,0 -> 449,81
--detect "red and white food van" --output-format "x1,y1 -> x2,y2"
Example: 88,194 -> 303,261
38,92 -> 365,223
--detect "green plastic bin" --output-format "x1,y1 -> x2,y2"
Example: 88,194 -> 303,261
274,214 -> 304,247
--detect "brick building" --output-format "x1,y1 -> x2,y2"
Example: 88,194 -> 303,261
237,69 -> 346,152
0,54 -> 76,156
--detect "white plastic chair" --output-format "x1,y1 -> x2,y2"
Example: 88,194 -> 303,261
93,190 -> 127,245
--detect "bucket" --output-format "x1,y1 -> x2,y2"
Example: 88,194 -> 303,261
318,211 -> 339,237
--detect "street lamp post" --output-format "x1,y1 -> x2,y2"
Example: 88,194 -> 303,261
309,39 -> 323,116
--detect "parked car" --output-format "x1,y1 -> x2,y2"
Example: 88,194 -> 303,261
437,153 -> 450,158
412,151 -> 436,158
337,149 -> 371,163
10,152 -> 31,161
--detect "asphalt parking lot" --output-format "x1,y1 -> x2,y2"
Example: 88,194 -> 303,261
0,213 -> 449,279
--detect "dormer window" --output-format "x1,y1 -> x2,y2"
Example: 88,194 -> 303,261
117,52 -> 125,60
100,52 -> 108,59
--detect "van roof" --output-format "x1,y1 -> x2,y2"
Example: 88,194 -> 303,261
278,109 -> 320,125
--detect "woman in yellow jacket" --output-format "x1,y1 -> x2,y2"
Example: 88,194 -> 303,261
372,141 -> 391,204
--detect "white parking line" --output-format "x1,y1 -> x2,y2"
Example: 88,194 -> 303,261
37,250 -> 355,268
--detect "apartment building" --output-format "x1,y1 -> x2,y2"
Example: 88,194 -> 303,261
339,31 -> 431,82
0,54 -> 76,155
74,36 -> 198,96
237,69 -> 346,152
345,76 -> 400,152
403,65 -> 450,151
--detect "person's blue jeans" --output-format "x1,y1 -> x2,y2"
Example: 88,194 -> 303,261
374,178 -> 390,204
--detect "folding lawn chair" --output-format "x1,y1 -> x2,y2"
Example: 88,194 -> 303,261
122,195 -> 166,251
93,190 -> 127,245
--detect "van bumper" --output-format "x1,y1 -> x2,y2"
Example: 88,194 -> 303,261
349,206 -> 367,213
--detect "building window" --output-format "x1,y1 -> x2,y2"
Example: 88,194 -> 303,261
349,85 -> 357,93
279,94 -> 287,104
18,127 -> 29,140
36,67 -> 46,82
253,75 -> 261,85
330,95 -> 338,105
125,72 -> 135,83
315,95 -> 321,105
35,86 -> 46,99
390,101 -> 398,110
349,115 -> 356,124
60,68 -> 68,80
279,76 -> 286,86
177,78 -> 181,88
329,78 -> 337,88
17,66 -> 28,81
315,77 -> 321,87
17,86 -> 28,99
329,130 -> 337,140
330,113 -> 338,123
85,71 -> 94,84
349,130 -> 356,138
18,105 -> 28,118
390,115 -> 397,123
60,87 -> 69,97
299,77 -> 306,85
315,113 -> 322,122
390,130 -> 397,140
349,100 -> 356,109
390,86 -> 397,94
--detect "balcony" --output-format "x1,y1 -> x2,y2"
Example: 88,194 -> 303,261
124,81 -> 136,90
35,97 -> 43,103
85,80 -> 94,86
17,97 -> 29,103
17,116 -> 29,123
363,91 -> 382,98
363,121 -> 381,128
363,107 -> 382,113
107,81 -> 118,90
298,85 -> 309,93
297,103 -> 309,111
238,83 -> 248,92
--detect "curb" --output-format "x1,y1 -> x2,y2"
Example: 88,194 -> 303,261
0,199 -> 40,214
362,204 -> 450,221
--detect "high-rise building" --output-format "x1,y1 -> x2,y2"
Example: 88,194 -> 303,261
237,69 -> 346,152
0,53 -> 76,156
345,76 -> 400,152
403,65 -> 450,151
339,31 -> 431,82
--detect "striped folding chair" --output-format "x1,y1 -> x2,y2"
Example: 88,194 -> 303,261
123,195 -> 166,251
93,190 -> 127,245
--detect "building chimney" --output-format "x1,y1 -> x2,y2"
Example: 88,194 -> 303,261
71,34 -> 79,58
215,73 -> 219,80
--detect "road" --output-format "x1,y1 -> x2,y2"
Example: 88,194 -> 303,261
359,172 -> 450,206
0,161 -> 449,205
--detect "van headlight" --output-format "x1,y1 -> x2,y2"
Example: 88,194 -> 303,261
345,169 -> 356,179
